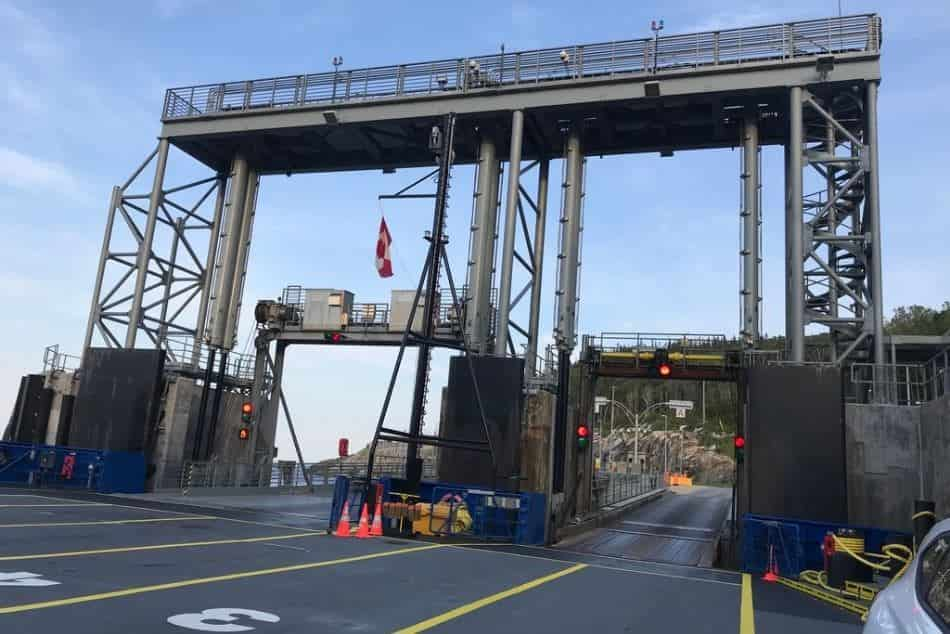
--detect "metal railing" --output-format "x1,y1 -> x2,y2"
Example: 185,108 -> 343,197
163,14 -> 880,120
847,352 -> 950,405
42,344 -> 82,374
594,472 -> 661,508
278,285 -> 468,334
162,336 -> 256,383
158,458 -> 437,491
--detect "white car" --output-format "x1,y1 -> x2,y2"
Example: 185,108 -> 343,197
864,518 -> 950,633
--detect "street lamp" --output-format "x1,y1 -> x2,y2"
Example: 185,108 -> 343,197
598,399 -> 676,473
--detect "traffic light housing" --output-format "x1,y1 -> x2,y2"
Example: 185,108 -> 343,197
734,435 -> 745,464
241,401 -> 253,424
650,349 -> 672,378
323,332 -> 346,343
576,424 -> 590,450
238,427 -> 250,441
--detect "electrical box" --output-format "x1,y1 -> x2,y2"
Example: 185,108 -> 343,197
302,289 -> 353,330
389,290 -> 438,333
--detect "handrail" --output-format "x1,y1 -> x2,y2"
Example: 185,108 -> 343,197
163,14 -> 880,120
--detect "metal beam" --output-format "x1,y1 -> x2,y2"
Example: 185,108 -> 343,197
222,171 -> 259,349
494,110 -> 524,356
555,121 -> 584,353
785,87 -> 805,362
740,113 -> 760,348
464,135 -> 500,354
193,175 -> 227,363
865,80 -> 885,363
84,186 -> 121,352
126,138 -> 169,347
208,156 -> 249,348
525,159 -> 550,377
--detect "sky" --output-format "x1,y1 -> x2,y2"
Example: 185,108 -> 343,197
1,1 -> 948,462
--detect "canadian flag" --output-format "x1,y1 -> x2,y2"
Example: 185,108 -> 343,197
375,217 -> 393,278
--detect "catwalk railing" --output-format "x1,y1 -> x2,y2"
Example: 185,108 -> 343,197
164,14 -> 880,120
593,472 -> 661,509
157,459 -> 437,490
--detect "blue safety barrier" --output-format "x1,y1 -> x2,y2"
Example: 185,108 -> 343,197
742,513 -> 912,576
0,441 -> 145,494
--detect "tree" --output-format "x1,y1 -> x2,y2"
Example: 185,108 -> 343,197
885,302 -> 950,336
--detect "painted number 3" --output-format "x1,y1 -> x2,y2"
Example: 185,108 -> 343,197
167,608 -> 280,632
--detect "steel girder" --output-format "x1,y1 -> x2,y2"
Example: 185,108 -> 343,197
83,142 -> 227,367
789,83 -> 883,363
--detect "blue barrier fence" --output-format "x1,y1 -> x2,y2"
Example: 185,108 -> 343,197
0,441 -> 145,494
329,476 -> 546,545
742,513 -> 912,576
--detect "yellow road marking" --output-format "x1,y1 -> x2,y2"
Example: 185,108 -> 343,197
740,573 -> 755,634
0,543 -> 444,614
0,515 -> 215,528
0,503 -> 108,508
0,531 -> 323,561
393,563 -> 587,633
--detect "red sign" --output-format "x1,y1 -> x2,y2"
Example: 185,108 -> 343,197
338,438 -> 349,458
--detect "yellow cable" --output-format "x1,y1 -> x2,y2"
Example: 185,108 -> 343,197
911,510 -> 936,521
832,534 -> 891,571
882,543 -> 912,583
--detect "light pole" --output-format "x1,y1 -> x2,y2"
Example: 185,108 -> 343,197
599,399 -> 673,473
662,414 -> 669,474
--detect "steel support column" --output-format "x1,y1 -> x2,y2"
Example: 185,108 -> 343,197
865,81 -> 885,363
555,122 -> 584,353
464,135 -> 500,354
223,170 -> 259,350
126,138 -> 170,348
740,113 -> 760,348
193,175 -> 227,362
83,186 -> 121,353
525,159 -> 550,376
208,156 -> 250,349
785,87 -> 805,361
493,110 -> 524,356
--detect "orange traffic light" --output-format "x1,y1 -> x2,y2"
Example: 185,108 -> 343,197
238,427 -> 250,440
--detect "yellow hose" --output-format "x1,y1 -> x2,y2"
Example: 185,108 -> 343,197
881,543 -> 912,582
831,534 -> 891,571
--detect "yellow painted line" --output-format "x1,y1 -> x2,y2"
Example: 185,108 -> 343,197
740,573 -> 755,634
0,515 -> 215,528
0,503 -> 108,508
393,563 -> 587,633
0,531 -> 324,561
0,543 -> 444,615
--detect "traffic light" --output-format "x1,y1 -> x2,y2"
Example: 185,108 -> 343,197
238,427 -> 250,441
734,435 -> 745,464
576,424 -> 590,450
650,349 -> 672,378
323,332 -> 346,343
241,401 -> 253,424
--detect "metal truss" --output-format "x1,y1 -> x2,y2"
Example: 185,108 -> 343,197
83,140 -> 226,366
789,82 -> 884,363
495,158 -> 551,373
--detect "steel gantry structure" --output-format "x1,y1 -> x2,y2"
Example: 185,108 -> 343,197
80,14 -> 886,479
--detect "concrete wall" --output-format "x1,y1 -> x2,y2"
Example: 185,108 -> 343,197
43,371 -> 77,445
845,403 -> 921,533
921,392 -> 950,520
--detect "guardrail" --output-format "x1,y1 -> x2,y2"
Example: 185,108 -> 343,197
42,344 -> 82,374
157,458 -> 437,491
163,14 -> 880,120
594,472 -> 661,508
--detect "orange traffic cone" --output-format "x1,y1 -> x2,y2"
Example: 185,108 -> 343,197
355,502 -> 371,539
762,545 -> 779,582
370,496 -> 384,537
334,500 -> 351,537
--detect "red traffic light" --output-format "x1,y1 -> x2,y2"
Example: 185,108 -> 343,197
577,425 -> 589,438
658,363 -> 672,377
238,427 -> 250,440
324,332 -> 345,343
241,402 -> 253,415
734,436 -> 746,449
